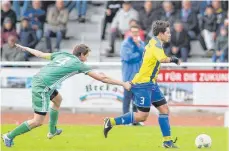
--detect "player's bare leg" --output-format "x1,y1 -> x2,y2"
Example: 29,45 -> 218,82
47,92 -> 63,139
104,111 -> 149,138
2,113 -> 46,147
157,104 -> 178,148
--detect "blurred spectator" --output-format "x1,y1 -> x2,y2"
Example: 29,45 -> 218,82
160,1 -> 179,25
192,1 -> 212,16
64,0 -> 87,23
19,18 -> 37,49
221,1 -> 228,12
23,0 -> 45,41
77,1 -> 87,23
106,1 -> 139,57
125,19 -> 145,41
139,1 -> 159,36
120,25 -> 144,121
1,1 -> 17,29
146,1 -> 162,12
1,17 -> 17,47
101,1 -> 123,40
190,1 -> 201,15
64,1 -> 74,12
224,11 -> 229,27
200,6 -> 217,51
42,1 -> 55,13
180,0 -> 198,40
171,1 -> 182,11
212,27 -> 228,63
1,35 -> 25,61
145,1 -> 179,43
168,21 -> 190,62
45,0 -> 69,52
12,1 -> 31,21
212,0 -> 226,34
131,1 -> 144,12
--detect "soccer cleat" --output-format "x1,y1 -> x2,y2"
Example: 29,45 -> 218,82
132,122 -> 144,126
2,134 -> 14,147
163,137 -> 178,148
103,118 -> 113,138
47,128 -> 62,139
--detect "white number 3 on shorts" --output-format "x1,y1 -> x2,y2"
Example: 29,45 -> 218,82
140,97 -> 145,105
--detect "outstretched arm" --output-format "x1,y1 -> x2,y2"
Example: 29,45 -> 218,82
152,47 -> 181,65
15,44 -> 51,60
160,56 -> 181,65
87,71 -> 131,90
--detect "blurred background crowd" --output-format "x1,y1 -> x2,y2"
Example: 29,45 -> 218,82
1,0 -> 228,63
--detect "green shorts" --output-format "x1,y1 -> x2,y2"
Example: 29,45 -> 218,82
32,76 -> 54,112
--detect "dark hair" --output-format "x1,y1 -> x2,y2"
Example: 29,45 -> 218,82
152,20 -> 170,36
130,25 -> 139,30
123,1 -> 131,5
73,44 -> 91,57
129,19 -> 138,24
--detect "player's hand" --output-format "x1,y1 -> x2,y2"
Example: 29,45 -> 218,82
123,82 -> 131,91
170,56 -> 180,65
15,43 -> 25,51
15,43 -> 21,48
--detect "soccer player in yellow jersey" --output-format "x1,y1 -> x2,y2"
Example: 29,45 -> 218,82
103,20 -> 181,148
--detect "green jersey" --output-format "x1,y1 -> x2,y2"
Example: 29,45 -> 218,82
36,52 -> 91,89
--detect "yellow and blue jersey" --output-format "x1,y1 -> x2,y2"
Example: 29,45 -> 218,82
132,36 -> 167,84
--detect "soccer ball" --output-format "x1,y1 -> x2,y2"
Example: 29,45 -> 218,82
195,134 -> 212,148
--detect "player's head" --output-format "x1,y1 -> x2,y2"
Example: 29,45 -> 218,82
73,44 -> 91,62
152,20 -> 171,43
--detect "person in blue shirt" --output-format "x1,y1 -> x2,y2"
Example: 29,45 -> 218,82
23,0 -> 45,41
120,25 -> 145,125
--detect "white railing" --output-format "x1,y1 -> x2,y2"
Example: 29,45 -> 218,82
1,62 -> 229,67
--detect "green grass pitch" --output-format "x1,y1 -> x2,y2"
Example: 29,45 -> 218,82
1,125 -> 228,151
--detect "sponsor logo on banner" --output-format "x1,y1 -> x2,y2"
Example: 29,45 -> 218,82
79,81 -> 123,102
158,70 -> 228,82
1,68 -> 228,108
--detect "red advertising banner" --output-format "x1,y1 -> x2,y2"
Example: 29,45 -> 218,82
157,70 -> 228,82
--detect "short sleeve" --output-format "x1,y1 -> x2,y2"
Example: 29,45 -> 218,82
146,38 -> 167,61
152,47 -> 167,61
51,52 -> 62,60
79,63 -> 92,74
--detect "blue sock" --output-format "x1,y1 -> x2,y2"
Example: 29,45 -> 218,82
114,112 -> 134,125
158,114 -> 171,138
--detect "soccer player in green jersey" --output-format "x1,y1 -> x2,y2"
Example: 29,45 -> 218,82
2,43 -> 131,147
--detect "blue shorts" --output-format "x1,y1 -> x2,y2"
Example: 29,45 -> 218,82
131,82 -> 165,108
